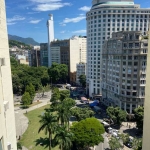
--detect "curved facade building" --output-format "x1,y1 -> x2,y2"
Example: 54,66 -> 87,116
86,0 -> 150,97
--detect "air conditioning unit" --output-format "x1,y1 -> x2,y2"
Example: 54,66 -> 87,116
7,142 -> 11,150
0,58 -> 5,66
4,101 -> 9,111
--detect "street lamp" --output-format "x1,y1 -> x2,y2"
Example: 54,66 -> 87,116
50,77 -> 52,87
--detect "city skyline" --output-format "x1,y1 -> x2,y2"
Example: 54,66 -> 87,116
6,0 -> 150,43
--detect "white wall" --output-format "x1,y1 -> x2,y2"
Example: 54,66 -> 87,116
0,0 -> 17,149
70,37 -> 87,72
70,39 -> 80,72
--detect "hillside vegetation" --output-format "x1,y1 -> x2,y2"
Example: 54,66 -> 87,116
9,40 -> 32,50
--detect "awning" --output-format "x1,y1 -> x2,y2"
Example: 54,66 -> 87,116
81,97 -> 87,101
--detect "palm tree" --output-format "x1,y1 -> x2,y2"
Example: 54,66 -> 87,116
54,125 -> 73,150
38,112 -> 57,150
109,137 -> 123,150
57,103 -> 68,125
57,98 -> 75,127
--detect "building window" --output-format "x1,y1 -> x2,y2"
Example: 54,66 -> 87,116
0,138 -> 3,150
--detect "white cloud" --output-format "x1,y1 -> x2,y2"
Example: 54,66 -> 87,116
27,11 -> 40,14
61,16 -> 86,25
29,0 -> 71,11
7,22 -> 17,25
79,6 -> 91,12
79,14 -> 84,16
30,0 -> 62,3
72,30 -> 86,34
29,19 -> 42,24
7,15 -> 25,25
33,2 -> 70,11
60,30 -> 66,34
59,23 -> 66,26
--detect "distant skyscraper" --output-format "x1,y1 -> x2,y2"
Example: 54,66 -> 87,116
47,14 -> 54,67
0,0 -> 17,149
86,0 -> 150,98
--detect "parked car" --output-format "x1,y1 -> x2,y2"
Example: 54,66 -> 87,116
124,137 -> 133,148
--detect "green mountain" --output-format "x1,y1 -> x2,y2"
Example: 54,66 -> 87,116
8,34 -> 39,46
9,40 -> 32,50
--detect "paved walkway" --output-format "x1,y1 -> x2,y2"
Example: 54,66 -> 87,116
14,91 -> 51,150
15,96 -> 51,139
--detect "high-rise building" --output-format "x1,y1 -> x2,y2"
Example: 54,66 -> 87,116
47,14 -> 54,67
28,49 -> 41,67
142,25 -> 150,150
50,46 -> 61,64
86,0 -> 150,98
40,43 -> 48,66
50,36 -> 87,84
76,62 -> 86,85
0,0 -> 17,149
102,31 -> 148,113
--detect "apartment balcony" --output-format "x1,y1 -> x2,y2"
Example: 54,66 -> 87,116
140,84 -> 146,86
141,71 -> 146,74
120,94 -> 138,98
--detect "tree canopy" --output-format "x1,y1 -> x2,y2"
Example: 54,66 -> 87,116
79,74 -> 86,87
106,106 -> 127,125
134,107 -> 144,130
21,92 -> 31,107
9,40 -> 32,50
109,137 -> 123,150
71,107 -> 95,121
10,57 -> 50,94
54,125 -> 73,150
48,62 -> 68,83
25,83 -> 35,102
132,138 -> 142,150
59,90 -> 70,101
71,118 -> 105,149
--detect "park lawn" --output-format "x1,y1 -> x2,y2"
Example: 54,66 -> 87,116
20,105 -> 59,150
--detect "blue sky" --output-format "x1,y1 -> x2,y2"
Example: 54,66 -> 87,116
6,0 -> 150,43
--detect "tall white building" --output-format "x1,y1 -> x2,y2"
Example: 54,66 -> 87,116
86,0 -> 150,97
0,0 -> 17,149
47,14 -> 54,67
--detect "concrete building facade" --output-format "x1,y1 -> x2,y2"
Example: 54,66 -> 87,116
51,47 -> 60,64
86,0 -> 150,97
76,63 -> 86,85
40,43 -> 48,66
28,49 -> 41,67
50,36 -> 87,84
142,26 -> 150,150
102,31 -> 148,113
0,0 -> 17,149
